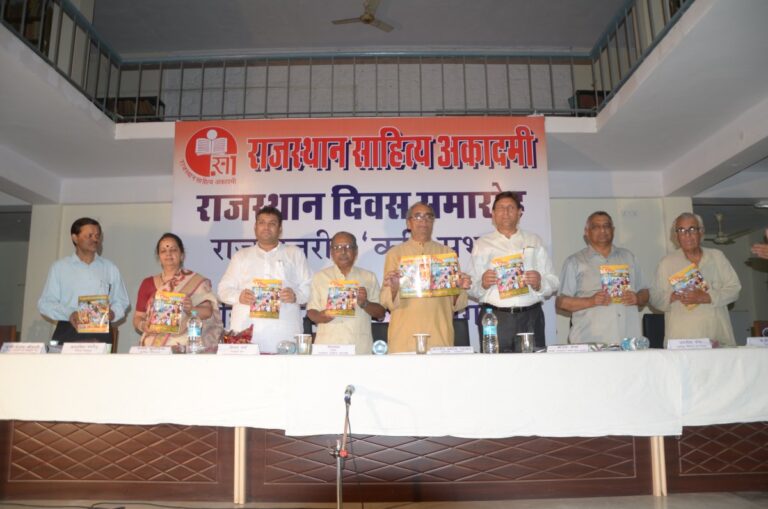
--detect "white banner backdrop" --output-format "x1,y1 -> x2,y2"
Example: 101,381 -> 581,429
172,116 -> 553,347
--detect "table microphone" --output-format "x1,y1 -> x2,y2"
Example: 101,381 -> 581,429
344,385 -> 355,404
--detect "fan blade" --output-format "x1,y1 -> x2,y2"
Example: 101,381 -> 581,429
728,228 -> 753,240
332,17 -> 363,25
364,0 -> 382,16
370,18 -> 394,32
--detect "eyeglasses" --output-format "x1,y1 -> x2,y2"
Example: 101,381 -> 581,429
675,226 -> 702,235
589,224 -> 614,231
331,244 -> 357,251
409,213 -> 435,222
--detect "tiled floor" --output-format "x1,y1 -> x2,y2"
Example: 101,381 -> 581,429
0,493 -> 767,509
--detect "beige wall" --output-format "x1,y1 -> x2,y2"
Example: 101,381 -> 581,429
22,198 -> 766,348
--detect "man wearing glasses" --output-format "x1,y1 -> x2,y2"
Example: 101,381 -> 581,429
307,231 -> 386,354
556,211 -> 649,344
650,212 -> 741,346
468,192 -> 558,351
381,202 -> 472,353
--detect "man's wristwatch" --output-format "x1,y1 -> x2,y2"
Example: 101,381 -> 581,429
360,299 -> 369,309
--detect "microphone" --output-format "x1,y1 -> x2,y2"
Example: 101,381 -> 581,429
344,385 -> 355,404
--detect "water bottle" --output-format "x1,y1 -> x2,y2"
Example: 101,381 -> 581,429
481,307 -> 500,354
187,310 -> 203,354
621,336 -> 650,351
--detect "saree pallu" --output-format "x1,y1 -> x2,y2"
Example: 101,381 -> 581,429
139,270 -> 223,351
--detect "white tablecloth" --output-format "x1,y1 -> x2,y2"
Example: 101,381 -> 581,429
0,349 -> 765,437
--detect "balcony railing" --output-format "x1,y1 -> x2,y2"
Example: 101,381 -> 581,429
0,0 -> 693,123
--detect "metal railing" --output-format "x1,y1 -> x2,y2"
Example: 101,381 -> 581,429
0,0 -> 693,123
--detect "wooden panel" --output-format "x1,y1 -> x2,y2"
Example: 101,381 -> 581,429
666,422 -> 768,492
0,421 -> 234,500
247,430 -> 652,502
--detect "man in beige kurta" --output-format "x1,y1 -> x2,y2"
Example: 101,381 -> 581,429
650,214 -> 741,346
380,202 -> 471,353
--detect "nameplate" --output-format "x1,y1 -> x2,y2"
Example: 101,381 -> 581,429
217,344 -> 261,355
746,337 -> 768,348
1,342 -> 47,354
667,338 -> 712,350
312,344 -> 355,356
129,346 -> 173,355
547,344 -> 590,353
428,346 -> 474,355
61,343 -> 110,354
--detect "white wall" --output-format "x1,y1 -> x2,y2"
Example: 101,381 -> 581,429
21,203 -> 170,352
0,241 -> 28,331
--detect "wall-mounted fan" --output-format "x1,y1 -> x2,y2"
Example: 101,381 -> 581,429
332,0 -> 394,32
704,212 -> 751,245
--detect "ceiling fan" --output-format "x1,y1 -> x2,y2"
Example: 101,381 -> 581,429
332,0 -> 394,32
704,212 -> 751,245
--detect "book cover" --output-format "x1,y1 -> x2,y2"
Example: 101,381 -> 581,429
77,294 -> 110,333
600,264 -> 631,304
429,253 -> 460,297
148,291 -> 185,334
399,254 -> 432,298
668,263 -> 708,309
250,279 -> 282,319
492,252 -> 529,298
325,280 -> 359,316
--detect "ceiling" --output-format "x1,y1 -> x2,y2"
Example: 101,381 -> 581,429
1,0 -> 767,241
91,0 -> 627,59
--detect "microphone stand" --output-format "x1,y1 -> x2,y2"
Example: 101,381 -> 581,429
330,386 -> 353,509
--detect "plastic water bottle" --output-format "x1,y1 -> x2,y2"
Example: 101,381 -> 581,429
621,336 -> 650,351
187,310 -> 203,354
481,307 -> 500,354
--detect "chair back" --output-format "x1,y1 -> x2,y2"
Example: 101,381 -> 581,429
110,326 -> 119,353
642,313 -> 665,349
371,321 -> 389,343
0,325 -> 18,343
453,318 -> 470,347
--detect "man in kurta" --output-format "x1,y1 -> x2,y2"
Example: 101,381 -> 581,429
650,212 -> 741,346
307,231 -> 386,354
381,202 -> 472,353
557,211 -> 649,344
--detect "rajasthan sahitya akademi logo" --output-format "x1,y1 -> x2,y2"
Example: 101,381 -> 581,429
180,127 -> 238,183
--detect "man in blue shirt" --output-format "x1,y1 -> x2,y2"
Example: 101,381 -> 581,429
38,217 -> 129,343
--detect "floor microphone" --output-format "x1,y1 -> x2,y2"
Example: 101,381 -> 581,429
344,385 -> 355,404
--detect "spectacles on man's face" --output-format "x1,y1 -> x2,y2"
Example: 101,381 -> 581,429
675,226 -> 702,235
331,243 -> 357,252
409,213 -> 435,222
589,224 -> 614,231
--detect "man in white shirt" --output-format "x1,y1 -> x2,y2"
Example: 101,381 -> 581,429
557,211 -> 649,344
469,192 -> 558,351
307,231 -> 386,354
217,206 -> 312,353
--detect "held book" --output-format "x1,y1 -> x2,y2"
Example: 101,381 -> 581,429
399,253 -> 460,298
250,279 -> 281,319
668,263 -> 708,309
148,291 -> 185,334
77,294 -> 110,333
600,264 -> 631,303
325,280 -> 359,317
492,252 -> 529,298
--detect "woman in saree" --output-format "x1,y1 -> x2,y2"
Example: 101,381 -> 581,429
133,233 -> 222,350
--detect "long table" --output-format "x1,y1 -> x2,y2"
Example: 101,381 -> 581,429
0,349 -> 766,502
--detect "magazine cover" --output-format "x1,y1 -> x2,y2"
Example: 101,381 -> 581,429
668,263 -> 708,309
250,279 -> 282,318
399,255 -> 432,298
148,291 -> 185,333
325,280 -> 359,316
600,264 -> 631,303
430,253 -> 460,297
77,294 -> 110,333
492,252 -> 529,298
